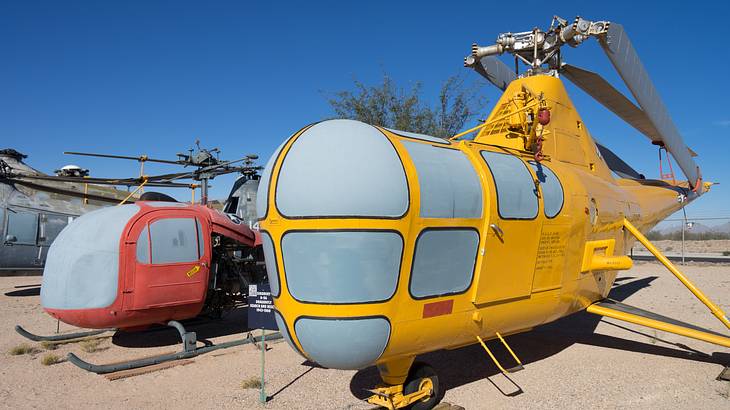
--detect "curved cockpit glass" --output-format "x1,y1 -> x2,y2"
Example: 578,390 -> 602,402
41,205 -> 140,309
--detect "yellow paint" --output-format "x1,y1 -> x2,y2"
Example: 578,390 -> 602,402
623,218 -> 730,329
261,74 -> 715,395
581,239 -> 633,273
185,265 -> 200,278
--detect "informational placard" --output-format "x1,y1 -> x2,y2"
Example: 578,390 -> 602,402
247,282 -> 278,331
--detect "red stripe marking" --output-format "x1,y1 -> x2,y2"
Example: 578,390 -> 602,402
422,299 -> 454,318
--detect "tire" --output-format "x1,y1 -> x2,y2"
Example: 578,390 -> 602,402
403,362 -> 440,410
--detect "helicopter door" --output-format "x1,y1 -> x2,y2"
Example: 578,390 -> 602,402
472,151 -> 542,305
125,214 -> 210,310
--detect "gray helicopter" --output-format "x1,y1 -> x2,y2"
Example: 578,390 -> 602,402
0,149 -> 133,275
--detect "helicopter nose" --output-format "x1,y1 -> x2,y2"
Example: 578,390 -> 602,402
256,119 -> 409,369
41,205 -> 140,326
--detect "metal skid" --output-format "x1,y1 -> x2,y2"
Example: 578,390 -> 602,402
65,321 -> 281,374
15,324 -> 114,342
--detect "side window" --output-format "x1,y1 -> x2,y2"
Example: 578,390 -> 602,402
481,151 -> 538,219
39,213 -> 70,245
149,218 -> 201,264
5,210 -> 38,244
409,228 -> 479,299
136,226 -> 150,263
529,162 -> 564,218
402,141 -> 482,219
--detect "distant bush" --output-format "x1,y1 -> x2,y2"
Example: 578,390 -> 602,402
723,251 -> 730,256
646,231 -> 730,241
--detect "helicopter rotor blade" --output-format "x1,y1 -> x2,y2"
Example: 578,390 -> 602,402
64,151 -> 182,165
8,173 -> 193,188
465,55 -> 517,91
560,64 -> 661,142
596,22 -> 700,189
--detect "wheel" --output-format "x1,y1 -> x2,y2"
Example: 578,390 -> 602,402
403,362 -> 440,410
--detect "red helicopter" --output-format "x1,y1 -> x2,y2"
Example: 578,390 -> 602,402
40,201 -> 257,329
14,146 -> 277,373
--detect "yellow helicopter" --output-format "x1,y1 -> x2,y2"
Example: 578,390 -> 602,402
257,16 -> 728,409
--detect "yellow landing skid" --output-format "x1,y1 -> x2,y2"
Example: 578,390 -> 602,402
476,331 -> 524,374
586,219 -> 730,348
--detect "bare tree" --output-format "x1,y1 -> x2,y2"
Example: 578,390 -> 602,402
327,74 -> 485,139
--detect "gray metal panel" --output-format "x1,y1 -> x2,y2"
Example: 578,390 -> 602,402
473,56 -> 517,91
402,141 -> 482,219
136,225 -> 149,263
149,218 -> 199,264
41,205 -> 140,309
276,119 -> 409,218
561,64 -> 660,141
295,317 -> 390,369
261,232 -> 279,297
281,231 -> 402,304
481,151 -> 538,219
599,23 -> 699,186
410,229 -> 479,298
256,140 -> 287,219
529,162 -> 563,218
384,127 -> 451,145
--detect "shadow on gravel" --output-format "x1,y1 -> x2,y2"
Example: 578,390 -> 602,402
351,276 -> 729,400
111,307 -> 251,348
4,286 -> 40,297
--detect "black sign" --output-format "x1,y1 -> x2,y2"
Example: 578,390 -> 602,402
247,282 -> 278,331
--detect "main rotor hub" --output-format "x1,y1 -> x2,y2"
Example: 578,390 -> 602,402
465,16 -> 609,74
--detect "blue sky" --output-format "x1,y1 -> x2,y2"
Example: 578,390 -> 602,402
2,1 -> 729,224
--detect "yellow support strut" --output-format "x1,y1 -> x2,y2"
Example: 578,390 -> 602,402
476,332 -> 524,374
623,218 -> 730,330
586,302 -> 730,348
119,177 -> 148,205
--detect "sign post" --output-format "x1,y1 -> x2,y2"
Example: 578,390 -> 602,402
247,283 -> 278,404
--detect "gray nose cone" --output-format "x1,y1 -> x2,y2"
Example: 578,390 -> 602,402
294,317 -> 390,369
272,119 -> 409,218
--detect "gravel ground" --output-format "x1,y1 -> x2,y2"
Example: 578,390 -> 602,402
1,261 -> 728,409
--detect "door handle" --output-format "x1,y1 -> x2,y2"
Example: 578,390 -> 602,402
490,223 -> 504,239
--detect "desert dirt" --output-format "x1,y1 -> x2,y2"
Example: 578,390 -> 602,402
1,262 -> 729,409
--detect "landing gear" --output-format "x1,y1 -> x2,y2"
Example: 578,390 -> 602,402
15,325 -> 114,342
66,320 -> 282,374
367,359 -> 441,410
403,363 -> 440,410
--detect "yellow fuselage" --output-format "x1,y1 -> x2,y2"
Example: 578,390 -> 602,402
258,74 -> 692,384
